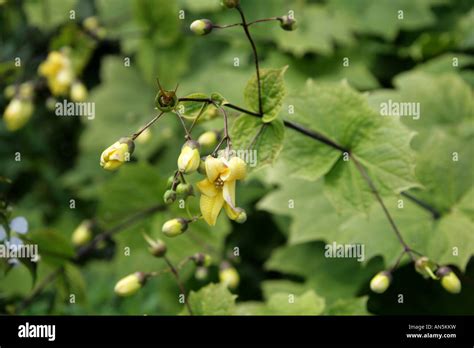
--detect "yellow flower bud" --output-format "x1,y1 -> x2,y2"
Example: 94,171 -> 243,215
437,267 -> 461,294
162,218 -> 188,237
190,19 -> 213,36
70,81 -> 88,102
197,131 -> 218,149
100,137 -> 135,171
219,264 -> 239,289
83,16 -> 100,31
370,271 -> 392,294
135,127 -> 152,144
3,98 -> 34,131
72,220 -> 93,247
114,272 -> 147,297
177,140 -> 201,174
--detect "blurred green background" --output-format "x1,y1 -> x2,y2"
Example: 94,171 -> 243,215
0,0 -> 473,315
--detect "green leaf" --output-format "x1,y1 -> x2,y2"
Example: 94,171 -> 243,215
282,80 -> 419,213
325,297 -> 369,315
231,115 -> 285,170
264,3 -> 355,57
266,242 -> 382,304
265,291 -> 325,315
60,263 -> 87,304
177,93 -> 209,118
24,0 -> 78,31
244,66 -> 288,123
186,283 -> 237,315
328,0 -> 438,41
25,230 -> 75,266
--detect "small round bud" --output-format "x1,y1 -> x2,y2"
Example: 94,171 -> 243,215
4,85 -> 16,99
72,220 -> 93,247
195,266 -> 208,280
197,158 -> 207,175
219,263 -> 240,290
19,82 -> 34,99
3,98 -> 34,132
162,218 -> 188,237
220,0 -> 240,9
279,15 -> 297,31
437,266 -> 461,294
177,140 -> 201,174
150,239 -> 167,257
83,16 -> 100,31
114,272 -> 147,297
167,175 -> 176,188
234,207 -> 247,224
176,183 -> 194,198
197,130 -> 219,149
135,127 -> 151,144
70,81 -> 88,102
163,189 -> 177,204
370,271 -> 392,294
190,19 -> 213,36
192,253 -> 212,267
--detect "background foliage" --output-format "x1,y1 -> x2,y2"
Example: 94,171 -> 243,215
0,0 -> 473,315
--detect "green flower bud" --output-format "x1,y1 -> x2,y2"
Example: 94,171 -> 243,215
197,158 -> 207,175
162,218 -> 188,237
163,189 -> 177,204
370,271 -> 392,294
197,130 -> 219,149
192,253 -> 212,267
176,183 -> 194,198
415,256 -> 438,279
221,0 -> 240,9
195,266 -> 208,280
143,234 -> 167,258
72,220 -> 93,247
4,85 -> 16,99
437,266 -> 461,294
279,15 -> 297,31
167,175 -> 176,188
219,262 -> 239,290
114,272 -> 147,297
234,207 -> 247,224
190,19 -> 213,36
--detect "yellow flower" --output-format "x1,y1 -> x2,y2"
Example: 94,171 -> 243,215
100,137 -> 134,171
196,155 -> 246,226
3,98 -> 34,131
177,140 -> 201,174
38,50 -> 74,96
370,271 -> 392,294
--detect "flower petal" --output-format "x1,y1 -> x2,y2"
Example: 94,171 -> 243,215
222,181 -> 236,208
221,157 -> 246,182
205,156 -> 227,182
10,216 -> 28,234
196,179 -> 219,197
200,193 -> 224,226
224,203 -> 239,220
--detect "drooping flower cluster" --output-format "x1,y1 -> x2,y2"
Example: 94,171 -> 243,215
38,49 -> 87,101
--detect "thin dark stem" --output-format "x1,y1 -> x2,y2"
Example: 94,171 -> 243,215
175,110 -> 192,140
236,5 -> 263,116
14,268 -> 64,314
390,249 -> 407,272
351,157 -> 415,260
75,203 -> 165,260
225,103 -> 261,117
164,256 -> 193,316
246,124 -> 266,151
401,192 -> 441,219
213,17 -> 279,29
132,111 -> 165,140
